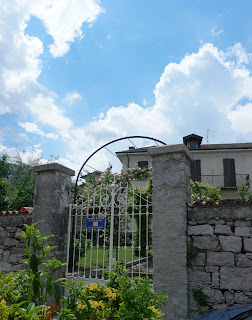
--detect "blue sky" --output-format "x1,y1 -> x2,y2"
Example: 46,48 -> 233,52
1,0 -> 252,174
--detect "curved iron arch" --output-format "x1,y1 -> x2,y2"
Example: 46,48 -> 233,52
73,135 -> 166,203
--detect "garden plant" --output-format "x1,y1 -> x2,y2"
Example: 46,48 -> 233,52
0,224 -> 167,319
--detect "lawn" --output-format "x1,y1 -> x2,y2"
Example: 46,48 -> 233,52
77,246 -> 140,269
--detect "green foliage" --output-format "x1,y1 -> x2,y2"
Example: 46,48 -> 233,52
0,154 -> 9,211
190,180 -> 222,203
193,288 -> 207,307
66,262 -> 167,319
5,151 -> 41,210
237,180 -> 252,202
0,223 -> 65,319
0,226 -> 167,320
131,179 -> 153,257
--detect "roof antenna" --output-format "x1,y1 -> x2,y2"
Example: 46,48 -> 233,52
205,130 -> 215,144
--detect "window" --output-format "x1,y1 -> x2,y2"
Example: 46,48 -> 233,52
189,142 -> 198,149
138,161 -> 148,169
190,160 -> 201,182
223,158 -> 236,187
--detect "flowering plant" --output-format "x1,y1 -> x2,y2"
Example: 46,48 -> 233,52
190,180 -> 221,204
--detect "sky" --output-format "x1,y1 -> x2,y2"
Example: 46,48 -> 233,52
1,0 -> 252,176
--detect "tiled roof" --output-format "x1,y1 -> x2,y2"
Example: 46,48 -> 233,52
116,146 -> 155,154
193,142 -> 252,151
0,210 -> 32,216
116,142 -> 252,154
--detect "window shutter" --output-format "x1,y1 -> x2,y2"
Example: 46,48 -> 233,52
190,160 -> 201,182
223,158 -> 236,187
138,161 -> 148,169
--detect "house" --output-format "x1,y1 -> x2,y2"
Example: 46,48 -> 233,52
116,134 -> 252,199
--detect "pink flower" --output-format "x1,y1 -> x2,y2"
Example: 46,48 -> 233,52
133,178 -> 136,181
121,169 -> 124,173
149,167 -> 152,171
98,178 -> 101,182
191,195 -> 195,198
197,197 -> 201,201
131,168 -> 135,172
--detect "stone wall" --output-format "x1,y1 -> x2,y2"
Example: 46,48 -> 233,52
0,212 -> 32,273
188,201 -> 252,318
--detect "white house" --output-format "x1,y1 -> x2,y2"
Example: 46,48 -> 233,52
116,134 -> 252,199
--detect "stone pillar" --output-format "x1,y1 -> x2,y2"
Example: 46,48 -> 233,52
148,144 -> 192,320
33,163 -> 75,269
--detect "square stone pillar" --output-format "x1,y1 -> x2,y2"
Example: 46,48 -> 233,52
33,163 -> 75,269
148,144 -> 192,320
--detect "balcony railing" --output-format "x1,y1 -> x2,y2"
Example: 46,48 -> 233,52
199,174 -> 249,188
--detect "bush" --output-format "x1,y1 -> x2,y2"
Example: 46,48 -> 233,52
0,225 -> 167,320
237,180 -> 252,202
190,180 -> 222,203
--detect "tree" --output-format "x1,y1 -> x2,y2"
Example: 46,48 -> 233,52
5,150 -> 42,210
0,155 -> 10,210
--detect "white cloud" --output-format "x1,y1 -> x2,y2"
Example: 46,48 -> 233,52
64,91 -> 82,105
0,0 -> 103,139
31,0 -> 104,57
19,122 -> 59,139
65,43 -> 252,157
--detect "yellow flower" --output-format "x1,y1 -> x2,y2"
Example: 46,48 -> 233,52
148,305 -> 164,319
0,296 -> 9,320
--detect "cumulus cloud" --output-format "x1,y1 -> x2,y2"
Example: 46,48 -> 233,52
66,42 -> 252,157
32,0 -> 103,57
0,0 -> 102,138
19,122 -> 59,139
64,91 -> 82,105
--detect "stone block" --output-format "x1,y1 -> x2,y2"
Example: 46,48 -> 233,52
235,227 -> 251,237
10,264 -> 24,272
193,236 -> 219,250
205,266 -> 219,272
208,219 -> 225,225
244,238 -> 252,252
188,270 -> 211,285
4,238 -> 19,247
9,254 -> 18,263
224,291 -> 234,306
234,292 -> 252,304
212,271 -> 220,288
212,303 -> 228,310
236,254 -> 252,267
219,236 -> 242,252
220,267 -> 252,290
202,287 -> 225,303
188,225 -> 213,236
207,252 -> 234,267
192,253 -> 206,266
0,261 -> 11,272
235,221 -> 251,227
2,250 -> 10,262
214,225 -> 232,235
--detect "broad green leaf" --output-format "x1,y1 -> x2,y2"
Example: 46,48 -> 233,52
30,254 -> 38,273
32,277 -> 40,297
52,281 -> 61,304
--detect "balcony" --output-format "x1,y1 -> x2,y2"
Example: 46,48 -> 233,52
200,174 -> 249,188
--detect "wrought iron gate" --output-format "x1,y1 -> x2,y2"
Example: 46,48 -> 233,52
66,182 -> 152,284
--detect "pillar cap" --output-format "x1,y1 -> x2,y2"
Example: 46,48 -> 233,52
33,163 -> 75,176
148,144 -> 193,161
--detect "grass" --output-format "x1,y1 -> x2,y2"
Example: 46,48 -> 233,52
77,246 -> 140,269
